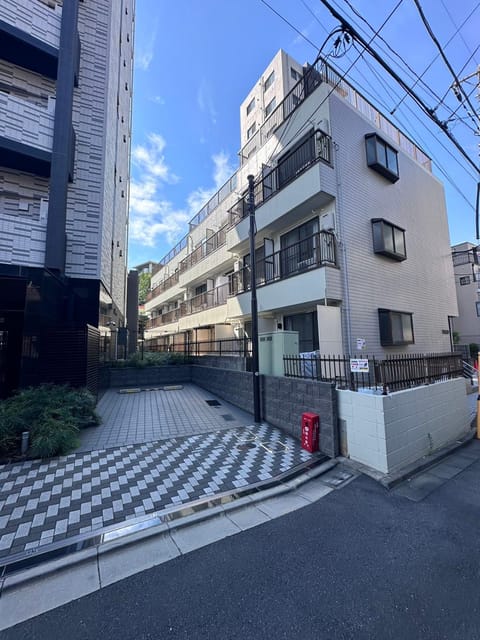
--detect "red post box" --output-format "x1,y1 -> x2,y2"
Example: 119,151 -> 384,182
301,412 -> 319,453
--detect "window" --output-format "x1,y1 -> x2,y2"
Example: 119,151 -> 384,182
371,218 -> 406,261
365,134 -> 399,182
280,218 -> 319,276
476,302 -> 480,317
265,97 -> 276,118
247,122 -> 256,140
246,97 -> 255,116
452,251 -> 473,266
378,309 -> 414,346
291,67 -> 301,82
460,276 -> 471,285
264,70 -> 275,91
194,283 -> 207,296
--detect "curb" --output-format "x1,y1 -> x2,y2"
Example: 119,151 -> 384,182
0,458 -> 337,595
380,429 -> 477,489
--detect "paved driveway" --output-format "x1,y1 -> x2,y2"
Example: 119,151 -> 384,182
0,385 -> 319,562
78,384 -> 255,452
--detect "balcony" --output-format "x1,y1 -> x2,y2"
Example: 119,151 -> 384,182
147,283 -> 230,332
0,0 -> 62,50
0,93 -> 55,176
227,130 -> 333,252
145,270 -> 180,304
147,308 -> 180,330
179,224 -> 228,274
230,231 -> 336,294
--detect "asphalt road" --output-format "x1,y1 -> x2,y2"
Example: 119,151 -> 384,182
4,459 -> 480,640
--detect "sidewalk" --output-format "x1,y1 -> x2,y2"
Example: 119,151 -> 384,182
0,385 -> 321,564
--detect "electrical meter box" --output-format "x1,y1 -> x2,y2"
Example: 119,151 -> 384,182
258,330 -> 299,377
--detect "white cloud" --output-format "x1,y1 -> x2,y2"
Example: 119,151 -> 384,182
135,21 -> 158,71
150,95 -> 165,105
129,135 -> 237,251
197,78 -> 217,125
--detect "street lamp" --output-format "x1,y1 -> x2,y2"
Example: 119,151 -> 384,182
248,174 -> 261,424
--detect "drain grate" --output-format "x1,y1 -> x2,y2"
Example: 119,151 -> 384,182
205,399 -> 221,407
236,442 -> 256,451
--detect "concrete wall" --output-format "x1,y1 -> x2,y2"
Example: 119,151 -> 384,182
338,378 -> 470,473
104,365 -> 192,388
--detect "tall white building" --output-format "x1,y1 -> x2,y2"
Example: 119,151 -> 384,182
0,0 -> 134,395
144,50 -> 457,360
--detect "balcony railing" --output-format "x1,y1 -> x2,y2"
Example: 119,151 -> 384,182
179,224 -> 228,274
146,271 -> 180,302
147,308 -> 180,328
229,231 -> 336,295
180,283 -> 229,315
146,283 -> 229,329
229,129 -> 331,227
239,55 -> 431,173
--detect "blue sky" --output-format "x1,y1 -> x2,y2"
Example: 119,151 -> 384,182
128,0 -> 479,269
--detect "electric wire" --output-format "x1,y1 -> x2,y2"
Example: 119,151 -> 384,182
259,0 -> 403,174
390,2 -> 480,114
439,0 -> 479,66
412,0 -> 479,129
258,0 -> 319,51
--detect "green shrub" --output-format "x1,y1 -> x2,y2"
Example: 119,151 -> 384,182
0,384 -> 100,460
469,343 -> 480,359
109,351 -> 188,368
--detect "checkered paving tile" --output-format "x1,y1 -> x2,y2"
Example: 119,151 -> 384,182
0,425 -> 317,559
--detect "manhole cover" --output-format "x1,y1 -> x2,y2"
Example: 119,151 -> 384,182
206,400 -> 221,406
236,442 -> 256,451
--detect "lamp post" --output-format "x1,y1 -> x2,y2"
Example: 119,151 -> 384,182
248,174 -> 261,424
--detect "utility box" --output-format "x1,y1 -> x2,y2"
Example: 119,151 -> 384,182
301,412 -> 320,452
259,330 -> 299,376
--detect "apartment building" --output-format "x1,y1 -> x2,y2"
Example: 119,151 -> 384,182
0,0 -> 134,395
144,49 -> 457,360
451,242 -> 480,347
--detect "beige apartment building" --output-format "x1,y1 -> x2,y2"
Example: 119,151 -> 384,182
451,242 -> 480,348
144,49 -> 457,360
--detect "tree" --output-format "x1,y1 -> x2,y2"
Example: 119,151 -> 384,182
138,272 -> 151,305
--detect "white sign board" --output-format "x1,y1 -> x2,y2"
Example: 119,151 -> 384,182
356,338 -> 366,350
350,358 -> 369,373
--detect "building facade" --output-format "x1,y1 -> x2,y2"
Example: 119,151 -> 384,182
144,50 -> 457,361
0,0 -> 134,395
451,242 -> 480,348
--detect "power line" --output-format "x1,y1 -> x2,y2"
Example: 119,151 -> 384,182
412,0 -> 479,129
259,0 -> 403,172
318,0 -> 479,174
258,0 -> 319,51
390,2 -> 480,115
339,0 -> 445,107
439,0 -> 479,66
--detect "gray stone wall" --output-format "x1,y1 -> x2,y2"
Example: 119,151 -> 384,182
262,376 -> 339,458
191,365 -> 253,414
190,356 -> 250,372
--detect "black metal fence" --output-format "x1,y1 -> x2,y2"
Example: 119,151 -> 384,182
145,337 -> 252,357
284,352 -> 463,393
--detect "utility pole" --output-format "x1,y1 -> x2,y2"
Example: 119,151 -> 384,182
248,174 -> 261,424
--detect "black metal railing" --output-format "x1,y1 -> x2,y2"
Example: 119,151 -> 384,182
230,129 -> 331,228
146,271 -> 180,302
229,231 -> 336,295
145,337 -> 252,357
179,224 -> 228,274
146,283 -> 229,329
284,352 -> 463,393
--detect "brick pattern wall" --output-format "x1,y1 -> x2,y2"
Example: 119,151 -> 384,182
262,376 -> 339,457
190,356 -> 250,371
